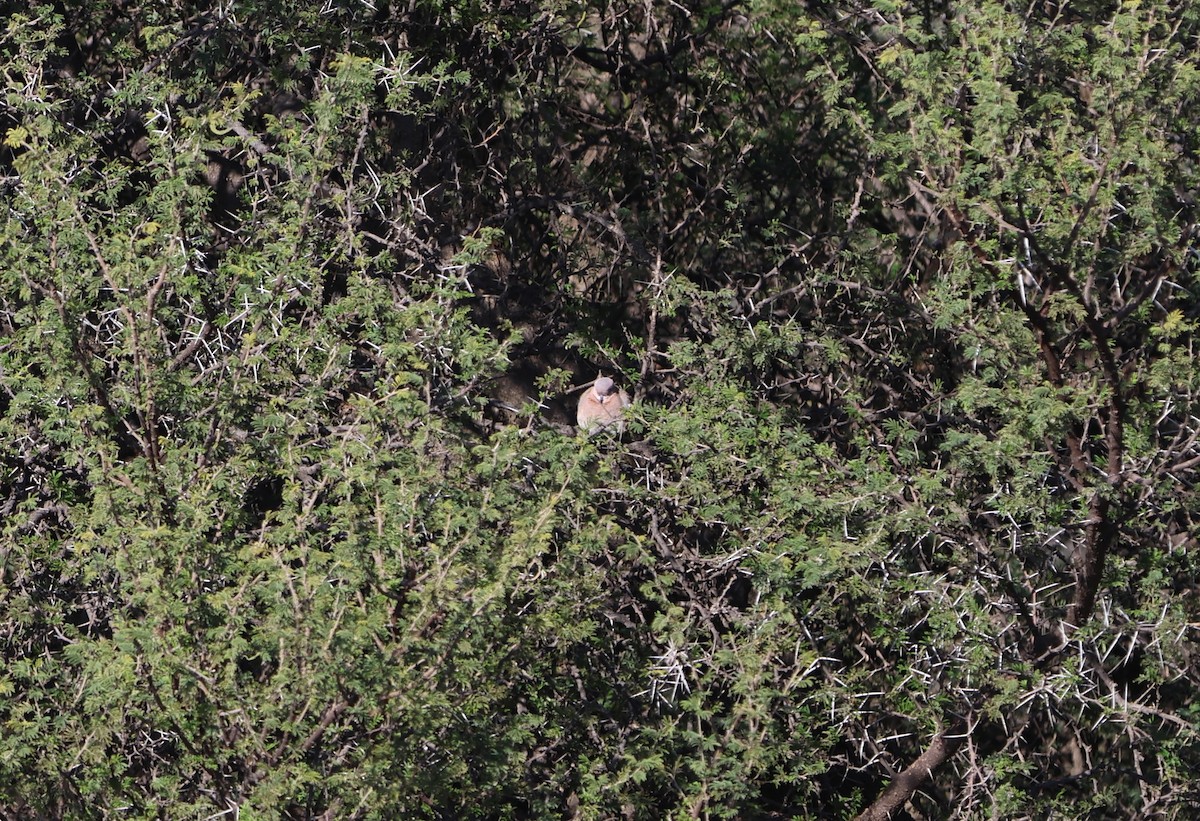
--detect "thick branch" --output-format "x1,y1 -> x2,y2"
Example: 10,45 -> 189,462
854,715 -> 969,821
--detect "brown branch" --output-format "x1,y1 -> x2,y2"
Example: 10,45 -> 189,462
169,320 -> 213,372
983,195 -> 1128,629
854,714 -> 969,821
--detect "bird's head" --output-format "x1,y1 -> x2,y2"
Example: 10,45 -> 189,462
593,376 -> 616,401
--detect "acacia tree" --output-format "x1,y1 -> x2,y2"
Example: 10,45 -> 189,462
888,0 -> 1200,623
1,0 -> 1198,818
760,0 -> 1200,816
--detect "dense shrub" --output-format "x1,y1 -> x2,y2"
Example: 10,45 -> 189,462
2,0 -> 1198,817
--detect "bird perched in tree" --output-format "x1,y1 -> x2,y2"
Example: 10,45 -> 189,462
576,375 -> 630,435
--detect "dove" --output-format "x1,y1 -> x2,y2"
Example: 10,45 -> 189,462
576,376 -> 630,435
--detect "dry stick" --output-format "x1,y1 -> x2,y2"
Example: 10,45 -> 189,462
640,249 -> 663,397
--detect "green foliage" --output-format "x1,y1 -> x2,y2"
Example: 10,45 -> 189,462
2,0 -> 1199,818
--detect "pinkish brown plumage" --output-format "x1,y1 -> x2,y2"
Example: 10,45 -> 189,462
576,376 -> 630,434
